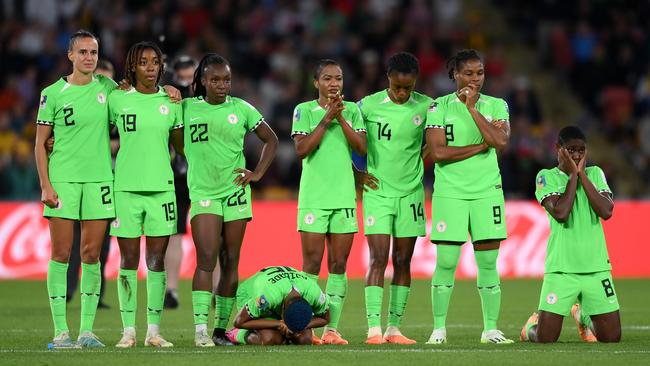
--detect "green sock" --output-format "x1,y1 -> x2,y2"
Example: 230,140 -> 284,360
325,273 -> 348,331
117,269 -> 138,328
192,291 -> 212,326
364,286 -> 383,328
304,272 -> 319,282
431,245 -> 460,329
387,285 -> 410,327
79,262 -> 101,333
236,328 -> 250,344
475,249 -> 501,331
147,270 -> 166,325
214,295 -> 235,330
47,260 -> 69,337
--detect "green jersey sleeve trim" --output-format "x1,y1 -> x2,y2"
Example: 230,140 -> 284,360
36,120 -> 54,126
249,117 -> 264,132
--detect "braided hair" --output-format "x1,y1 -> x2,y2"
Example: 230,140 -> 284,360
192,53 -> 229,98
446,49 -> 483,80
124,41 -> 165,87
386,52 -> 419,76
313,59 -> 340,80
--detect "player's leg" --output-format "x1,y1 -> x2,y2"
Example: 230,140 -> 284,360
141,191 -> 176,348
65,221 -> 81,303
289,329 -> 316,345
522,311 -> 564,343
470,195 -> 511,343
245,329 -> 284,345
44,181 -> 81,348
363,193 -> 394,344
580,271 -> 621,342
97,231 -> 110,308
165,178 -> 189,309
111,191 -> 144,348
213,187 -> 252,345
427,196 -> 468,344
214,218 -> 247,344
77,219 -> 110,347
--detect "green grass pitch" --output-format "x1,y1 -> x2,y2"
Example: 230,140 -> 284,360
1,279 -> 648,365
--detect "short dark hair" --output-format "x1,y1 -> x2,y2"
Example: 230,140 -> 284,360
124,42 -> 165,87
96,59 -> 114,73
386,52 -> 419,76
173,55 -> 197,71
192,53 -> 229,98
446,49 -> 482,80
313,59 -> 340,80
558,126 -> 586,145
283,297 -> 313,333
68,29 -> 98,52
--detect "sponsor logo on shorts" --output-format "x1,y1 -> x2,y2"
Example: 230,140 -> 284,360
105,206 -> 114,211
366,215 -> 375,227
546,292 -> 558,305
436,220 -> 447,233
111,218 -> 120,228
228,113 -> 238,124
609,299 -> 616,304
97,93 -> 106,104
304,213 -> 315,225
412,114 -> 423,126
159,104 -> 169,115
199,200 -> 211,207
238,207 -> 247,212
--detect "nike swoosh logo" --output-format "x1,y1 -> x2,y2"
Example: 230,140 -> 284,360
63,103 -> 72,108
190,117 -> 201,122
122,107 -> 132,112
105,207 -> 114,211
238,207 -> 247,212
609,299 -> 616,303
445,117 -> 457,122
167,223 -> 175,227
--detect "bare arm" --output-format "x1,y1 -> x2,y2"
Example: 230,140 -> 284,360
425,127 -> 488,163
460,86 -> 510,150
306,310 -> 330,329
34,125 -> 57,208
577,153 -> 613,220
233,122 -> 278,187
170,127 -> 184,156
336,113 -> 367,156
233,307 -> 283,330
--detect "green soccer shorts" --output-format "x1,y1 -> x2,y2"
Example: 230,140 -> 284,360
297,208 -> 358,234
43,181 -> 115,220
189,186 -> 252,222
362,185 -> 426,237
538,271 -> 620,316
110,191 -> 177,238
430,194 -> 507,243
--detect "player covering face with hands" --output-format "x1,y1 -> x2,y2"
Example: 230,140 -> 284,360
521,126 -> 620,343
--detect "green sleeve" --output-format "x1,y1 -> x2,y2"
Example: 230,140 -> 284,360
425,97 -> 446,128
99,74 -> 118,92
535,169 -> 560,204
357,98 -> 368,120
243,100 -> 263,132
493,98 -> 510,122
589,166 -> 612,195
36,90 -> 55,125
305,283 -> 329,316
170,103 -> 183,130
291,104 -> 310,135
107,92 -> 118,126
349,103 -> 366,132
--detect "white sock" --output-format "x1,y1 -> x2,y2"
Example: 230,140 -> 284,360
384,326 -> 402,337
368,326 -> 382,338
147,324 -> 160,335
124,326 -> 136,336
195,324 -> 207,333
323,326 -> 337,334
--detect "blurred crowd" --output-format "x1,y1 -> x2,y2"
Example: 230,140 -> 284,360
1,0 -> 643,201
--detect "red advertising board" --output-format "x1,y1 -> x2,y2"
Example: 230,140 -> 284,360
0,201 -> 647,279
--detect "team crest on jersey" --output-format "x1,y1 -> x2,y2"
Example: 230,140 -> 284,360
436,221 -> 447,233
256,295 -> 269,311
111,218 -> 120,228
304,213 -> 315,225
199,200 -> 211,207
97,93 -> 106,104
319,292 -> 326,304
546,292 -> 558,305
366,215 -> 375,227
412,114 -> 423,126
536,175 -> 546,190
39,95 -> 48,109
293,108 -> 301,122
228,113 -> 238,125
159,104 -> 169,115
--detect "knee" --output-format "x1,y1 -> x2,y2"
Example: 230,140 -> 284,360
120,250 -> 139,270
392,252 -> 411,272
259,331 -> 283,346
369,255 -> 388,271
597,330 -> 621,343
196,249 -> 218,272
220,249 -> 241,270
51,247 -> 71,263
328,258 -> 347,274
146,252 -> 165,272
80,245 -> 100,264
293,331 -> 312,345
436,254 -> 460,271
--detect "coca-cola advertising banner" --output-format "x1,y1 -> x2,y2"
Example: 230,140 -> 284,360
0,201 -> 647,279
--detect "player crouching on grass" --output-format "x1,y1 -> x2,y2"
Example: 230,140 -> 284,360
521,126 -> 621,343
226,266 -> 330,345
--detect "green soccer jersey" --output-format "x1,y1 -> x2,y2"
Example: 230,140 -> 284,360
535,166 -> 613,273
426,93 -> 509,199
292,100 -> 365,209
36,75 -> 116,183
359,90 -> 432,197
241,266 -> 329,319
108,88 -> 183,192
182,96 -> 263,201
